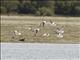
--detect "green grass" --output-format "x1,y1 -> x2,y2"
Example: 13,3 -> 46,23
1,16 -> 80,43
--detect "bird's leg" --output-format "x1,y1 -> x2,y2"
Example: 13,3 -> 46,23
43,22 -> 45,27
34,33 -> 37,36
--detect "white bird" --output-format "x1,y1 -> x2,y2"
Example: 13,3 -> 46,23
12,30 -> 25,41
28,27 -> 35,32
43,33 -> 50,37
60,30 -> 64,34
13,30 -> 21,36
12,30 -> 22,40
28,27 -> 32,30
43,33 -> 47,36
43,21 -> 47,24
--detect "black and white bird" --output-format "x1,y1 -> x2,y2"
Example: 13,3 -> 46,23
28,27 -> 40,36
39,21 -> 47,27
33,28 -> 40,36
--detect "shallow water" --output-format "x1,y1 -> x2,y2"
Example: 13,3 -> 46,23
1,43 -> 80,60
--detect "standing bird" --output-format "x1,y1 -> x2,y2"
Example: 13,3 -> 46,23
39,21 -> 47,27
33,28 -> 40,36
56,27 -> 64,38
28,27 -> 40,36
30,28 -> 40,36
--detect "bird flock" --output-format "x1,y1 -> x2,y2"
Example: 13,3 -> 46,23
12,17 -> 64,41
